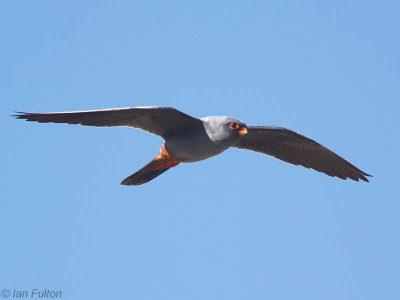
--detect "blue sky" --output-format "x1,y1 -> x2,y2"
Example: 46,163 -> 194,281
2,1 -> 399,299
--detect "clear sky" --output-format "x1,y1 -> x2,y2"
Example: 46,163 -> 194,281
2,1 -> 399,299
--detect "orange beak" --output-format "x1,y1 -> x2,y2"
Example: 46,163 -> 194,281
238,126 -> 248,136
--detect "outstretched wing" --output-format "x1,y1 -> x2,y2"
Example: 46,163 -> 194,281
13,106 -> 202,139
235,126 -> 372,182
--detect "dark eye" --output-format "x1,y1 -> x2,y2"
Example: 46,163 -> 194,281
229,123 -> 239,130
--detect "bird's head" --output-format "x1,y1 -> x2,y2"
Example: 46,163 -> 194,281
201,116 -> 248,145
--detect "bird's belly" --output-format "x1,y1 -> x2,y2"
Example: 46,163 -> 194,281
181,150 -> 223,163
165,133 -> 228,163
166,142 -> 225,163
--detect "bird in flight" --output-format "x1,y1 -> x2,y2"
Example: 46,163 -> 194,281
14,106 -> 372,186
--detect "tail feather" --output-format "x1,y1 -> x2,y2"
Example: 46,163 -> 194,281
121,162 -> 170,186
122,144 -> 181,186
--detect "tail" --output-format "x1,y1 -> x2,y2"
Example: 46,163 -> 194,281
121,144 -> 181,186
121,161 -> 171,186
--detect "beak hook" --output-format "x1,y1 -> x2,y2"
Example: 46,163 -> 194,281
238,126 -> 248,136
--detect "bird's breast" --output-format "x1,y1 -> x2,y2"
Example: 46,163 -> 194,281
165,129 -> 231,163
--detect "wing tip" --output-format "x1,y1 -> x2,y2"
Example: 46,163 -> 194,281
361,172 -> 373,182
12,111 -> 31,120
341,171 -> 372,183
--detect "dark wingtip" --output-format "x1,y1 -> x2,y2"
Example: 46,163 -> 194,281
361,172 -> 373,182
357,172 -> 373,182
338,171 -> 372,183
12,111 -> 29,119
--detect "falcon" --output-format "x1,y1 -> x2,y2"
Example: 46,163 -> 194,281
14,106 -> 372,186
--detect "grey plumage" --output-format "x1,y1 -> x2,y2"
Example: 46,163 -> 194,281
234,126 -> 371,182
14,106 -> 372,185
14,106 -> 202,139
